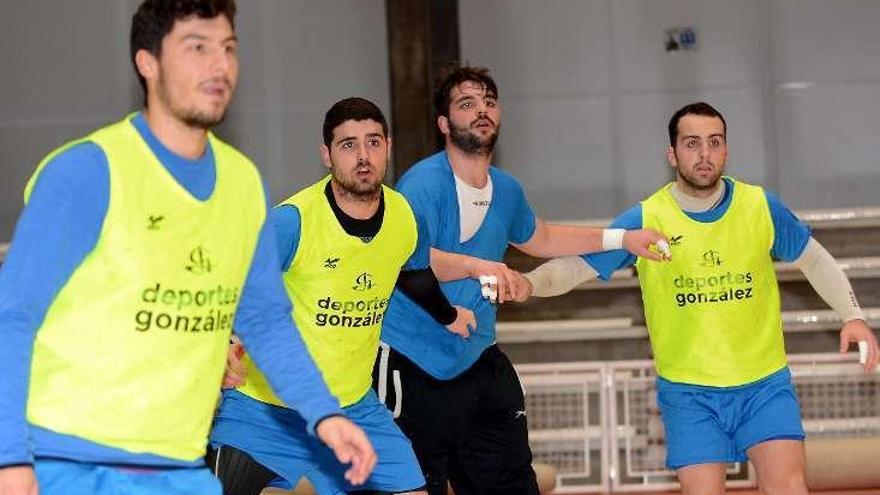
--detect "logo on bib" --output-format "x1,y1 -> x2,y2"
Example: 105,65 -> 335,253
353,272 -> 375,291
324,257 -> 340,269
186,247 -> 213,275
670,234 -> 683,246
700,250 -> 722,267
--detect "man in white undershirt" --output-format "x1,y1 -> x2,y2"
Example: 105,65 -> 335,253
373,64 -> 669,495
454,173 -> 493,243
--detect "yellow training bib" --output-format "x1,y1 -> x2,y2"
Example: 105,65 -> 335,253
25,115 -> 265,460
239,176 -> 417,407
635,179 -> 786,386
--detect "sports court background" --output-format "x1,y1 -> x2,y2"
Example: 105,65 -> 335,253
2,1 -> 878,493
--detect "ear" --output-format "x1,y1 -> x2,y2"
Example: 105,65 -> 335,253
665,146 -> 677,169
320,144 -> 332,171
437,115 -> 449,135
385,136 -> 393,159
135,49 -> 159,83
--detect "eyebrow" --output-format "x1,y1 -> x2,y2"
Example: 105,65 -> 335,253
180,33 -> 238,43
335,133 -> 385,144
682,133 -> 725,140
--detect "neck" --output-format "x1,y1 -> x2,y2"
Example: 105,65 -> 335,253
671,179 -> 726,213
674,174 -> 722,199
446,143 -> 491,188
330,180 -> 380,220
143,106 -> 209,160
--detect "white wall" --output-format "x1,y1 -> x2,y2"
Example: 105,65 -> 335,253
0,1 -> 389,240
3,1 -> 879,239
460,0 -> 880,219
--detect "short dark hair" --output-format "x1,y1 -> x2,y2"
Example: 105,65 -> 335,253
668,101 -> 727,146
130,0 -> 237,101
432,64 -> 499,118
322,97 -> 389,147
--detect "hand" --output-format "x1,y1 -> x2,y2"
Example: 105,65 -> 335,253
508,271 -> 533,302
446,306 -> 477,338
315,416 -> 377,486
465,258 -> 524,304
839,319 -> 879,372
623,229 -> 670,262
222,342 -> 247,388
0,465 -> 38,495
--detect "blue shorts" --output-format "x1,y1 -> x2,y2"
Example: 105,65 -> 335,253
656,366 -> 805,470
210,388 -> 425,494
35,459 -> 221,495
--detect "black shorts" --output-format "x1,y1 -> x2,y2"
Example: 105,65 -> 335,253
373,343 -> 539,495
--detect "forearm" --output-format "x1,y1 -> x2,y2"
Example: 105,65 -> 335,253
524,256 -> 598,297
0,308 -> 36,466
395,268 -> 456,325
234,304 -> 341,433
792,238 -> 864,322
516,222 -> 604,258
430,248 -> 476,282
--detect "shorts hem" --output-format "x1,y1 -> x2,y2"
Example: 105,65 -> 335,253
666,455 -> 747,471
740,434 -> 805,453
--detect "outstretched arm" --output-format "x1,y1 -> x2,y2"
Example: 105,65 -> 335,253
523,256 -> 600,297
792,237 -> 878,372
512,218 -> 670,261
430,248 -> 531,303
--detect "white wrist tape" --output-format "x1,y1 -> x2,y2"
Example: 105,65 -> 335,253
859,341 -> 869,365
602,229 -> 625,251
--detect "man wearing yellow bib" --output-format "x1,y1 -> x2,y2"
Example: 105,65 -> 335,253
0,2 -> 376,494
524,102 -> 879,495
208,98 -> 475,495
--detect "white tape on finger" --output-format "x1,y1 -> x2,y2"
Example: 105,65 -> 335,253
481,285 -> 498,303
859,341 -> 869,365
479,275 -> 498,303
657,239 -> 672,259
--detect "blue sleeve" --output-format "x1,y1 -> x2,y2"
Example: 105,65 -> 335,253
0,143 -> 109,466
765,191 -> 811,262
505,175 -> 537,244
403,212 -> 431,271
582,203 -> 642,281
269,205 -> 301,272
232,187 -> 340,435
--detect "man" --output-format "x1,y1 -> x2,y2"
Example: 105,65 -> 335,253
209,97 -> 476,495
373,65 -> 668,495
0,2 -> 375,494
524,101 -> 879,495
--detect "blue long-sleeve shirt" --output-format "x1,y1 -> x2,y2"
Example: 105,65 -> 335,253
0,113 -> 340,468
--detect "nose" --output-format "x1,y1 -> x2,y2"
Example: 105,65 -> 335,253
699,141 -> 710,159
211,47 -> 234,77
356,142 -> 368,162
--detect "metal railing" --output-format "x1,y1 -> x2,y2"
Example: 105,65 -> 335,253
517,353 -> 878,493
